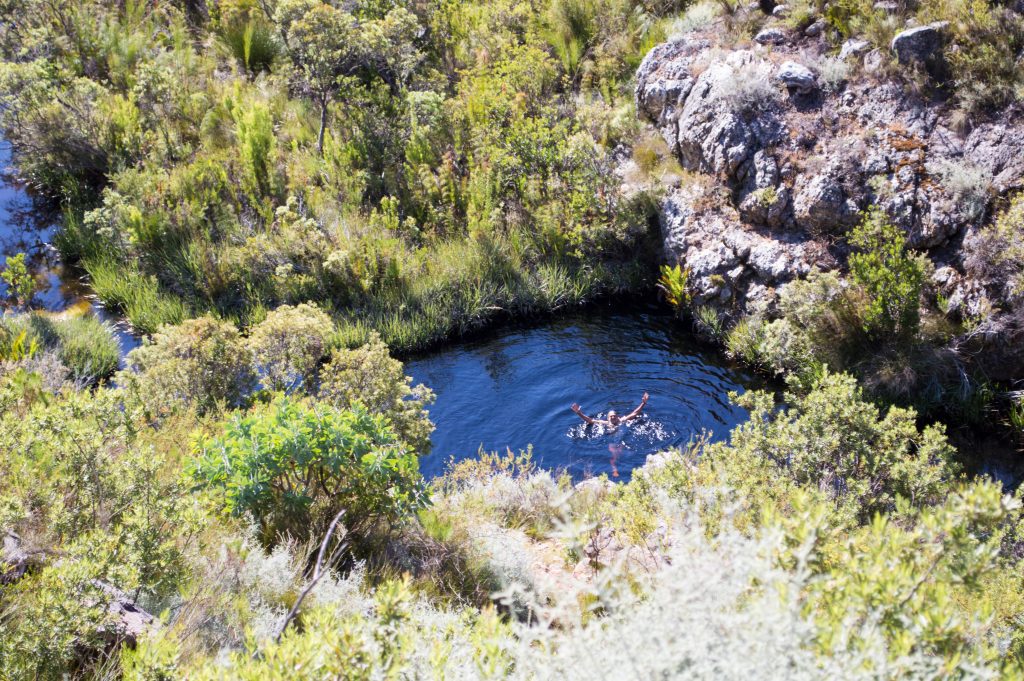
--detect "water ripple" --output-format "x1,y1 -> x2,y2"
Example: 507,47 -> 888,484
406,304 -> 768,481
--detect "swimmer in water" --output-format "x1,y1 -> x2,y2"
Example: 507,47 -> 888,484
570,392 -> 649,429
570,393 -> 649,478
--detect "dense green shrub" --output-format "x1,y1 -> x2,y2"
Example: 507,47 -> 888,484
848,208 -> 927,344
45,316 -> 121,383
0,0 -> 656,354
190,395 -> 426,543
716,370 -> 959,522
317,332 -> 435,453
211,0 -> 280,73
248,302 -> 334,392
117,316 -> 255,415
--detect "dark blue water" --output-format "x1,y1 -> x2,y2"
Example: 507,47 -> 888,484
407,305 -> 765,480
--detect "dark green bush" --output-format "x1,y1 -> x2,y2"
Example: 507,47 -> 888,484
189,395 -> 426,544
848,208 -> 926,345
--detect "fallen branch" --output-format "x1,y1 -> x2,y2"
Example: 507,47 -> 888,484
273,509 -> 348,643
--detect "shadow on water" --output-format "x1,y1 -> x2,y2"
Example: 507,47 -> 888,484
406,302 -> 769,481
0,140 -> 139,356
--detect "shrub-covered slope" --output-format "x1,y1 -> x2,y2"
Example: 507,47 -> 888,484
0,0 -> 674,349
2,321 -> 1024,678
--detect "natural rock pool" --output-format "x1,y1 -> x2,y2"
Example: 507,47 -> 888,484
4,140 -> 1020,488
405,304 -> 766,480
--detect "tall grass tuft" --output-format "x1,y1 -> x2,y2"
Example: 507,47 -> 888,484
219,16 -> 279,73
0,312 -> 119,382
85,258 -> 189,335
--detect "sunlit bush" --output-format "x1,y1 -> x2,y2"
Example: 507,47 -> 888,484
317,332 -> 435,453
248,302 -> 333,392
190,395 -> 427,544
118,316 -> 255,415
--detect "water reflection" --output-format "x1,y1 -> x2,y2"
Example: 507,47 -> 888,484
0,140 -> 139,356
406,304 -> 766,481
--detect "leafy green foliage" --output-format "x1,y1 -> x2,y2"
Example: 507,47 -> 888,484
317,332 -> 435,453
1,252 -> 36,308
719,370 -> 959,522
0,0 -> 655,354
849,208 -> 926,343
966,191 -> 1024,303
0,325 -> 38,362
212,0 -> 280,73
190,395 -> 426,542
657,263 -> 691,309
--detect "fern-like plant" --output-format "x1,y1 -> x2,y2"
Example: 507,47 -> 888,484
657,263 -> 692,309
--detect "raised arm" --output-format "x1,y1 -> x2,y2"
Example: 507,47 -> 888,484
571,403 -> 597,425
623,392 -> 649,422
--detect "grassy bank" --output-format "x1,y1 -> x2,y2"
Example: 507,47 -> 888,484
0,0 -> 673,349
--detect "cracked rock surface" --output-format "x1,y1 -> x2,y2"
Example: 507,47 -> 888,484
635,26 -> 1024,321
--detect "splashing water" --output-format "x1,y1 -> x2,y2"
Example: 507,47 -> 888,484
406,304 -> 770,481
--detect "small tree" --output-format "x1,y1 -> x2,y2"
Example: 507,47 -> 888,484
2,253 -> 37,309
275,0 -> 419,155
848,208 -> 925,344
189,396 -> 426,544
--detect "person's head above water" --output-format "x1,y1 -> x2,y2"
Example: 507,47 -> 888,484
571,393 -> 648,428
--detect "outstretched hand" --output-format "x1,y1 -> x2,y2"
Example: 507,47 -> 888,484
571,403 -> 581,412
641,392 -> 649,403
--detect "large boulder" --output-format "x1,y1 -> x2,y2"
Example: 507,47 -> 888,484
755,27 -> 788,45
776,61 -> 817,94
1,530 -> 28,584
891,22 -> 949,77
792,165 -> 862,234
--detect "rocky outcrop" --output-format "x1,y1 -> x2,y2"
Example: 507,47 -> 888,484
635,19 -> 1024,318
660,184 -> 833,309
2,530 -> 28,584
891,22 -> 949,76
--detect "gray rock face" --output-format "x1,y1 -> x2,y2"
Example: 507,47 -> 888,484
634,33 -> 1024,322
776,61 -> 817,94
1,530 -> 28,585
671,51 -> 786,181
792,165 -> 862,233
634,38 -> 711,144
755,27 -> 788,45
659,185 -> 833,310
891,22 -> 949,73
